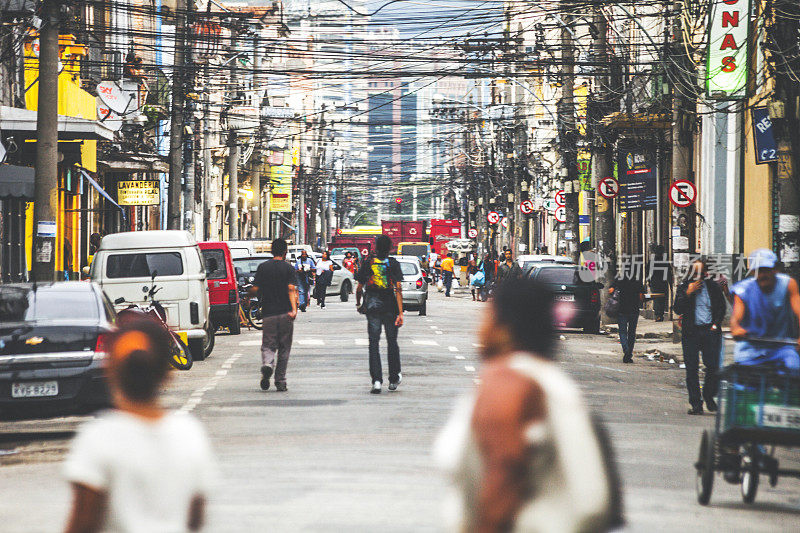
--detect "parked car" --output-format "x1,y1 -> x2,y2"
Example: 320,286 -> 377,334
199,241 -> 240,335
0,282 -> 114,417
528,264 -> 601,333
517,254 -> 574,275
233,254 -> 273,286
393,255 -> 428,315
327,259 -> 355,301
89,230 -> 212,361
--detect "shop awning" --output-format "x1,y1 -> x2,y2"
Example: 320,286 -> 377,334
0,106 -> 114,141
79,169 -> 127,223
0,164 -> 34,198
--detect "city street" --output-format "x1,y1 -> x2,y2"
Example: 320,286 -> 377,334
1,291 -> 800,531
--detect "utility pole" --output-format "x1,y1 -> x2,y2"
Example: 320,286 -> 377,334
590,1 -> 616,296
226,24 -> 240,240
167,0 -> 188,230
558,4 -> 580,262
202,62 -> 212,240
670,0 -> 696,339
31,0 -> 59,281
297,163 -> 305,243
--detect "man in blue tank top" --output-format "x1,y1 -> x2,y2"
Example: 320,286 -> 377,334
730,249 -> 800,371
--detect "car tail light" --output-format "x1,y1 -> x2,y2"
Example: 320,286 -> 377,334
416,278 -> 423,289
95,334 -> 108,357
229,289 -> 237,303
590,289 -> 600,306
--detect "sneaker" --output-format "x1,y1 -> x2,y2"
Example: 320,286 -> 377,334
370,381 -> 381,394
260,365 -> 273,391
388,373 -> 402,391
276,382 -> 288,392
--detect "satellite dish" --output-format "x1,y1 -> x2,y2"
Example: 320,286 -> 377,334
96,97 -> 123,131
97,81 -> 135,115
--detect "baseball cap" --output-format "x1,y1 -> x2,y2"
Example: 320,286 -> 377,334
748,248 -> 778,271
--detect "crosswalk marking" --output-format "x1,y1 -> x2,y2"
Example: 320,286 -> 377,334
412,339 -> 440,346
297,339 -> 325,346
455,355 -> 465,360
464,365 -> 476,372
355,339 -> 368,346
448,346 -> 459,352
239,340 -> 261,346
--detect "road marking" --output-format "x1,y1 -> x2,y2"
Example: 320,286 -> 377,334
435,330 -> 443,335
586,349 -> 616,356
464,365 -> 476,372
239,340 -> 261,346
355,339 -> 368,346
455,355 -> 465,360
448,346 -> 459,352
472,343 -> 484,348
575,362 -> 628,374
412,339 -> 439,346
429,325 -> 438,330
216,370 -> 228,376
298,339 -> 324,346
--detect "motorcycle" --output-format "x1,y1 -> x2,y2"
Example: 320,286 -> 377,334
114,271 -> 193,370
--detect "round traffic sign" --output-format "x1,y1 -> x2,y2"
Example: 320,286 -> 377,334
598,177 -> 619,199
487,211 -> 500,224
519,199 -> 534,214
555,189 -> 566,206
554,206 -> 567,223
501,217 -> 509,229
669,180 -> 697,208
468,228 -> 478,238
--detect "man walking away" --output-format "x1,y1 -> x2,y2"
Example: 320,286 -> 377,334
356,235 -> 404,394
295,250 -> 315,312
673,258 -> 726,415
252,238 -> 298,392
648,244 -> 672,321
496,249 -> 522,284
609,273 -> 644,363
441,253 -> 455,297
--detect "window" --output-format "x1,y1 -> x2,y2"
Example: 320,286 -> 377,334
0,287 -> 99,322
398,262 -> 419,276
535,267 -> 582,285
106,252 -> 184,279
202,249 -> 228,280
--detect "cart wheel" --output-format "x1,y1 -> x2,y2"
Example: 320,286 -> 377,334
741,447 -> 760,504
696,430 -> 716,505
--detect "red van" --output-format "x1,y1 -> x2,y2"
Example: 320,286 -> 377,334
198,241 -> 240,335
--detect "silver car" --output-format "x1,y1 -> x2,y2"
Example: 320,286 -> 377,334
393,255 -> 428,316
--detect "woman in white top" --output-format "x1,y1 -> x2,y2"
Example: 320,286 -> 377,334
64,316 -> 215,533
314,250 -> 335,308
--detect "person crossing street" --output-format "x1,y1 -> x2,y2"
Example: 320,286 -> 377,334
441,253 -> 455,297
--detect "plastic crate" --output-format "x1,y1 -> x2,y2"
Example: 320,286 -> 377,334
719,373 -> 800,432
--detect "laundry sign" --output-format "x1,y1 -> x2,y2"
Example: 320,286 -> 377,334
117,180 -> 160,205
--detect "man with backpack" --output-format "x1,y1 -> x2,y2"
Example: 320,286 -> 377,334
355,235 -> 404,394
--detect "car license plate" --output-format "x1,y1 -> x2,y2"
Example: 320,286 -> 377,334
12,381 -> 58,398
555,294 -> 575,302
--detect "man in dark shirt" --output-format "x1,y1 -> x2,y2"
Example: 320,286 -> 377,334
356,235 -> 404,394
609,274 -> 644,363
251,238 -> 298,392
496,250 -> 522,284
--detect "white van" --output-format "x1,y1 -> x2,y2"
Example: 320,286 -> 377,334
90,230 -> 212,360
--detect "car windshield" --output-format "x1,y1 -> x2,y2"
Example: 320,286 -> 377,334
398,262 -> 419,276
202,249 -> 227,280
234,257 -> 271,274
331,248 -> 353,256
106,252 -> 184,279
0,287 -> 98,322
535,267 -> 583,285
399,245 -> 428,257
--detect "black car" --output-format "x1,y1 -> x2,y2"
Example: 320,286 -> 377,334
529,265 -> 601,333
0,282 -> 115,418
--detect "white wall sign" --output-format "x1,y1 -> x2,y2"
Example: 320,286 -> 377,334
706,0 -> 751,99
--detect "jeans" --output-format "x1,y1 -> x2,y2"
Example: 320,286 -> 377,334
367,311 -> 401,384
652,294 -> 666,319
617,311 -> 639,357
443,271 -> 453,296
297,280 -> 309,309
682,328 -> 721,409
261,313 -> 294,385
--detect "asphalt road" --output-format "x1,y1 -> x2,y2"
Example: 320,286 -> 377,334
1,289 -> 800,531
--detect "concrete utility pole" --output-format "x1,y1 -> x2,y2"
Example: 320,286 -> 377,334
670,0 -> 696,339
590,3 -> 616,294
167,0 -> 187,230
558,5 -> 580,261
31,0 -> 59,281
226,25 -> 240,240
202,62 -> 212,240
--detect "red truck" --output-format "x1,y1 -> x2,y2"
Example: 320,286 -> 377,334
428,219 -> 462,256
329,235 -> 378,259
381,220 -> 428,252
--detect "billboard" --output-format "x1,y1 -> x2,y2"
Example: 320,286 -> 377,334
269,163 -> 292,212
618,151 -> 657,211
706,0 -> 750,99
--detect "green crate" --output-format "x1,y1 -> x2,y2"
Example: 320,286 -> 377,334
720,380 -> 800,431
